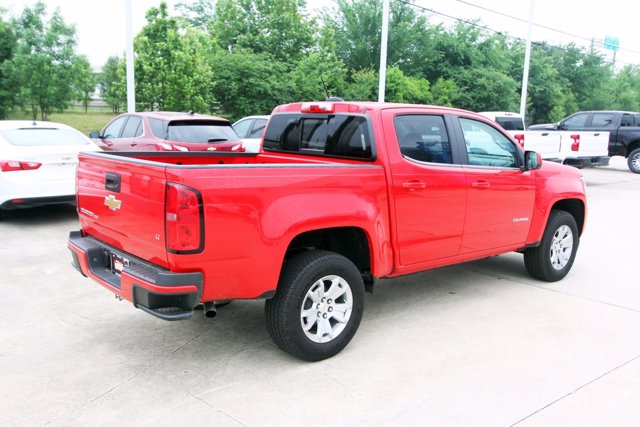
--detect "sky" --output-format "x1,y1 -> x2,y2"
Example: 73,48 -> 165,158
3,0 -> 639,71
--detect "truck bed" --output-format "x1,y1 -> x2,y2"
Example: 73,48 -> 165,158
73,150 -> 388,303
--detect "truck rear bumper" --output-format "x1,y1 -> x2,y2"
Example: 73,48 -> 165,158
68,230 -> 203,321
563,156 -> 611,168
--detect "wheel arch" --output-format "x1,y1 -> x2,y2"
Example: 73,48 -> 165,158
551,198 -> 585,236
626,140 -> 640,157
285,227 -> 375,292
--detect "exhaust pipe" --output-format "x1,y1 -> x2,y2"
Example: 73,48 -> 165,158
203,301 -> 217,318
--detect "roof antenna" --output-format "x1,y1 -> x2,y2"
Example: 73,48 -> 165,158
320,76 -> 330,100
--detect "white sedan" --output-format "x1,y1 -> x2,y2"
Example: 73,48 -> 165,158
232,115 -> 269,153
0,120 -> 100,213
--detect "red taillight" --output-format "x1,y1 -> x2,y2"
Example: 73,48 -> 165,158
513,134 -> 525,148
570,134 -> 580,151
0,160 -> 42,172
165,183 -> 204,254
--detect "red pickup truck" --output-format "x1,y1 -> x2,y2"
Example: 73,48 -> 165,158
68,101 -> 587,361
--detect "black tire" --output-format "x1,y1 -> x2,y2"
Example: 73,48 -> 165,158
265,250 -> 365,361
628,148 -> 640,174
524,210 -> 579,282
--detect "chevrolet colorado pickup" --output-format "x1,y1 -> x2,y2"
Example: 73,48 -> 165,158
68,101 -> 587,361
529,110 -> 640,173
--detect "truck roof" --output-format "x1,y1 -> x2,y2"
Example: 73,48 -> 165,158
272,101 -> 477,117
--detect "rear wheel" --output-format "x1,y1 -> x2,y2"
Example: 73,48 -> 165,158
265,250 -> 365,361
628,148 -> 640,174
524,210 -> 579,282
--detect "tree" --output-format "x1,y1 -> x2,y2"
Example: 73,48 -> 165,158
175,0 -> 216,31
213,0 -> 315,64
99,56 -> 125,114
209,50 -> 288,120
134,2 -> 214,112
73,55 -> 95,113
6,2 -> 81,120
0,11 -> 17,119
450,67 -> 519,112
344,67 -> 432,104
324,0 -> 437,76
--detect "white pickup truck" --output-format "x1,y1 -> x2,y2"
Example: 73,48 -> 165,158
479,112 -> 610,167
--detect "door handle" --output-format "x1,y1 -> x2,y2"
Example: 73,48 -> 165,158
471,180 -> 490,189
105,172 -> 121,192
402,181 -> 426,190
541,132 -> 549,136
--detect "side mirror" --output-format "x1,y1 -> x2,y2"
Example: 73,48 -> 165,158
89,131 -> 102,139
523,150 -> 542,171
556,122 -> 565,130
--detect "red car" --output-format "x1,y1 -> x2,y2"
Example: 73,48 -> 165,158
89,111 -> 244,152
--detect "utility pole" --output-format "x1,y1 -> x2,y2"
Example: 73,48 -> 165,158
378,0 -> 390,103
125,0 -> 136,113
519,0 -> 535,120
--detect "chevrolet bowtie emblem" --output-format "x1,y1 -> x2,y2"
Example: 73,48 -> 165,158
104,195 -> 122,211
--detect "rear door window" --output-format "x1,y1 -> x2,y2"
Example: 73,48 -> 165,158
591,113 -> 616,128
394,115 -> 453,164
121,115 -> 143,138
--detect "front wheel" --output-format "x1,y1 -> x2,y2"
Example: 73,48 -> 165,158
524,210 -> 579,282
265,250 -> 365,361
628,148 -> 640,174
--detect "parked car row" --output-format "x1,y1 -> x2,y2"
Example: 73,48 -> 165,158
0,111 -> 270,215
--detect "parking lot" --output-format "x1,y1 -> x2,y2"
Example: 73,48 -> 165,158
1,157 -> 639,426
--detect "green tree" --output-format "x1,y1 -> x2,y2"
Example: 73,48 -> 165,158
6,2 -> 81,120
609,66 -> 640,111
0,11 -> 17,119
344,67 -> 432,104
287,25 -> 348,101
526,46 -> 575,124
209,50 -> 288,120
73,55 -> 95,113
99,56 -> 125,114
134,2 -> 214,112
175,0 -> 216,31
450,67 -> 519,112
213,0 -> 315,64
324,0 -> 436,76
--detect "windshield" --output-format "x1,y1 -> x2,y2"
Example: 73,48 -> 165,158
166,121 -> 239,143
0,128 -> 90,146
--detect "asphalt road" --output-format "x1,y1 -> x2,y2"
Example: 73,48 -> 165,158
1,157 -> 639,426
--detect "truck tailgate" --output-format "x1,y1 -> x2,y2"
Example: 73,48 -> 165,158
76,152 -> 169,268
559,131 -> 610,158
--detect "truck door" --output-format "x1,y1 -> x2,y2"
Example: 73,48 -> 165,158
382,110 -> 467,266
455,117 -> 536,253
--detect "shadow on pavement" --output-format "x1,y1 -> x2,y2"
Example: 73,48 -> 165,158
0,204 -> 78,225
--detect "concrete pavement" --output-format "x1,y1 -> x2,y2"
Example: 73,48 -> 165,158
1,157 -> 639,426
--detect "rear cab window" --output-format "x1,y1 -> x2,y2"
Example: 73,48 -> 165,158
263,113 -> 374,160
